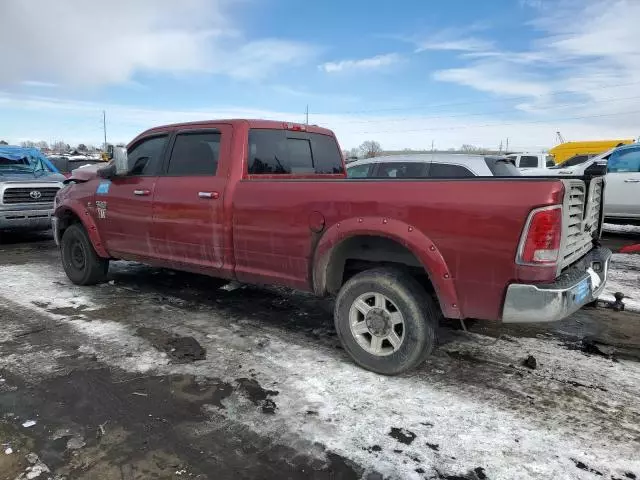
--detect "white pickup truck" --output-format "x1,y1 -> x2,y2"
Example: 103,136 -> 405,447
506,152 -> 555,171
522,143 -> 640,222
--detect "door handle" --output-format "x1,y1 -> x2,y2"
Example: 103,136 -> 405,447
624,179 -> 640,183
133,189 -> 151,196
199,191 -> 220,199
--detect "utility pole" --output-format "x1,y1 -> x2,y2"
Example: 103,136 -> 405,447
499,140 -> 503,153
431,140 -> 434,152
305,105 -> 309,125
506,137 -> 509,152
102,110 -> 107,150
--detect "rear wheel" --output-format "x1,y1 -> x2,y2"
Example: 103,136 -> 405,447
61,224 -> 109,285
334,267 -> 438,375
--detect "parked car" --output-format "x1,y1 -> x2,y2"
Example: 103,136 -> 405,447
346,154 -> 520,178
522,143 -> 640,222
505,152 -> 555,170
53,119 -> 610,375
49,155 -> 106,178
0,146 -> 64,231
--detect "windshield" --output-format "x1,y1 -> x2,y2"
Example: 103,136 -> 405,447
0,153 -> 51,175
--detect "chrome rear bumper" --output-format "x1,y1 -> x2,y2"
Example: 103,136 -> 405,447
502,247 -> 611,323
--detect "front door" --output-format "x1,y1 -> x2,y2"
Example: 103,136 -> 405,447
150,126 -> 230,272
98,134 -> 169,257
604,146 -> 640,219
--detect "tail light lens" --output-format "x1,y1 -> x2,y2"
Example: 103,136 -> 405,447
518,206 -> 562,265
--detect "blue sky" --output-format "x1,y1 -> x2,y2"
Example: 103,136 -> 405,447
1,0 -> 639,151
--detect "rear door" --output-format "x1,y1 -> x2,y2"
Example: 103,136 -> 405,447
98,134 -> 168,257
604,147 -> 640,219
233,127 -> 345,288
150,126 -> 231,271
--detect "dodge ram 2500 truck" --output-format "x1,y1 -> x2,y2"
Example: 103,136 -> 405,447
52,119 -> 610,375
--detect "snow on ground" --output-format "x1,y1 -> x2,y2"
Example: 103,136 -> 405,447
602,223 -> 640,235
599,253 -> 640,311
1,261 -> 639,479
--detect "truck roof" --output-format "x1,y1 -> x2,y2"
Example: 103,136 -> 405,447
139,119 -> 335,137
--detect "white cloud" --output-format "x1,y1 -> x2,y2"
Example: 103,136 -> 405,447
21,81 -> 58,88
434,65 -> 552,97
0,0 -> 314,87
416,37 -> 493,53
319,54 -> 401,73
431,0 -> 640,126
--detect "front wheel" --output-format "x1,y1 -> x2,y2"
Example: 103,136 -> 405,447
60,224 -> 109,285
334,267 -> 438,375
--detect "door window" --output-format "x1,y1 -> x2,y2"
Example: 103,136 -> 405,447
346,164 -> 372,178
429,163 -> 475,177
127,135 -> 168,176
608,148 -> 640,173
376,162 -> 427,178
167,132 -> 221,176
519,156 -> 538,168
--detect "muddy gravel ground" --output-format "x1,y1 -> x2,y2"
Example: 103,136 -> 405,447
0,231 -> 639,480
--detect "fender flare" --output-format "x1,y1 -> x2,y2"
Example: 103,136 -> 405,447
312,217 -> 461,319
55,201 -> 109,258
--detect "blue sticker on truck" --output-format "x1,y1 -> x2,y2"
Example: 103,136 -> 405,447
572,278 -> 590,305
96,181 -> 111,195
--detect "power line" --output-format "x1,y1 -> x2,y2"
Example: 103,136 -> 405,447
352,108 -> 640,135
310,79 -> 640,116
317,93 -> 640,126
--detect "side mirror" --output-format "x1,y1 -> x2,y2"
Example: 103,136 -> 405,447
106,144 -> 114,160
113,147 -> 129,175
97,164 -> 116,179
584,160 -> 608,177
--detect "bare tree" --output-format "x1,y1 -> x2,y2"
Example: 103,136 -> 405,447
52,141 -> 68,153
36,141 -> 48,150
77,143 -> 88,152
460,144 -> 480,153
359,140 -> 382,158
20,140 -> 36,148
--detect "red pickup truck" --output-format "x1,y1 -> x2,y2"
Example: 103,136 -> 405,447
52,119 -> 611,375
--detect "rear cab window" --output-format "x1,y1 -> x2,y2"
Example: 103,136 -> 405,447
484,157 -> 521,176
519,156 -> 539,168
247,128 -> 344,175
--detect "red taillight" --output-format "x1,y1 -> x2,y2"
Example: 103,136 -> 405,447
518,206 -> 562,265
283,122 -> 307,132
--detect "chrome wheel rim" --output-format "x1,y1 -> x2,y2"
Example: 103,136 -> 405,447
349,292 -> 404,356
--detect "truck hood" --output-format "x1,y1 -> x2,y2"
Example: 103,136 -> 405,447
0,171 -> 65,183
65,163 -> 104,183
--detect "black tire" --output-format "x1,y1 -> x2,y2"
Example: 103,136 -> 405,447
334,267 -> 438,375
60,223 -> 109,285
